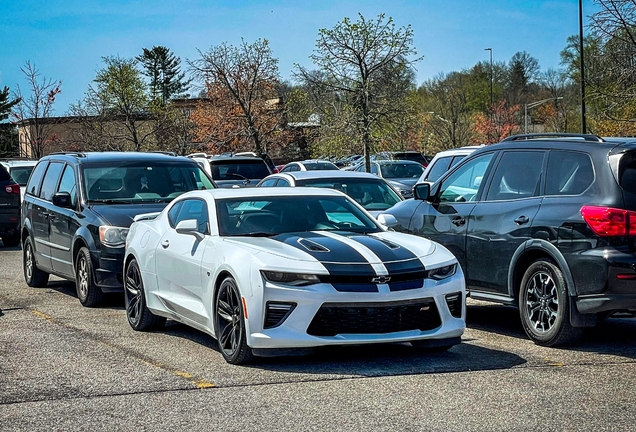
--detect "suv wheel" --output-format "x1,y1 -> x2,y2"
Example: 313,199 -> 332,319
2,233 -> 20,247
75,247 -> 104,307
519,259 -> 583,347
23,236 -> 49,287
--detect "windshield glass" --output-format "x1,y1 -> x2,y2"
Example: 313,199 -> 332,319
380,162 -> 424,179
9,166 -> 36,186
82,162 -> 214,203
216,195 -> 381,236
211,160 -> 270,180
296,178 -> 402,210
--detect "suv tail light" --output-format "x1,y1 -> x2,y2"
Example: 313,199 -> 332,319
4,184 -> 20,194
580,205 -> 636,236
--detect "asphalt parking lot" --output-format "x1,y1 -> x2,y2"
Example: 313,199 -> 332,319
1,244 -> 636,431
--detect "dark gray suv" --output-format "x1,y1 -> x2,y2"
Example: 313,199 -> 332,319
384,133 -> 636,346
21,152 -> 214,307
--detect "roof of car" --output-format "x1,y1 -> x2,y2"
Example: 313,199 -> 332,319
41,151 -> 195,164
183,186 -> 345,200
209,155 -> 266,162
372,159 -> 423,165
0,159 -> 38,167
269,170 -> 380,181
433,146 -> 484,157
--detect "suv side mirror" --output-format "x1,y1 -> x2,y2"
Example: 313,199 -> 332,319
52,192 -> 73,209
413,183 -> 431,201
175,219 -> 205,241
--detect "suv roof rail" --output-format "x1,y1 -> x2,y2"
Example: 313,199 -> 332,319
149,151 -> 177,157
501,133 -> 606,143
186,152 -> 208,158
49,151 -> 86,157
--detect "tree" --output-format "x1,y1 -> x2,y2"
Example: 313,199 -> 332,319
506,51 -> 540,105
472,100 -> 520,144
0,87 -> 20,157
295,13 -> 421,171
0,87 -> 20,122
190,38 -> 285,154
11,62 -> 62,158
137,46 -> 191,105
70,56 -> 153,151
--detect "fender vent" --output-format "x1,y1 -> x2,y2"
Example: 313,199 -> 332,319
298,238 -> 330,252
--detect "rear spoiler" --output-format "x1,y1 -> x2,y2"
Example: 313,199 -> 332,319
133,212 -> 161,222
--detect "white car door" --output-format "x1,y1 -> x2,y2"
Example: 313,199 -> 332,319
155,198 -> 210,326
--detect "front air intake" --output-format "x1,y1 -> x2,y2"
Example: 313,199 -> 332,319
445,292 -> 463,318
264,302 -> 296,329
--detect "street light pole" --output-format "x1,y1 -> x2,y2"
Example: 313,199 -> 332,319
579,0 -> 587,133
485,48 -> 493,108
524,97 -> 564,133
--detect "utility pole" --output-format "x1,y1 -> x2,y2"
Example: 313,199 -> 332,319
579,0 -> 587,133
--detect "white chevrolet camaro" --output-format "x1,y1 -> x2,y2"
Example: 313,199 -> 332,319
124,187 -> 465,364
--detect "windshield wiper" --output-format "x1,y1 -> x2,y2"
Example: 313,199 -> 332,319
240,232 -> 276,237
88,199 -> 132,204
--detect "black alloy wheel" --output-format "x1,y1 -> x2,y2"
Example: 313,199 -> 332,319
215,277 -> 253,365
75,247 -> 104,307
124,259 -> 165,331
23,236 -> 49,288
519,259 -> 583,347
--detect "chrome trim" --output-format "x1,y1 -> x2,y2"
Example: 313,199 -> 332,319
34,238 -> 71,251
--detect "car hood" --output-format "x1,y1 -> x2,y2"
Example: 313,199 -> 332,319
387,178 -> 418,189
91,203 -> 168,227
224,230 -> 437,275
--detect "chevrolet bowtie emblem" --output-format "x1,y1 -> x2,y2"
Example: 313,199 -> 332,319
371,276 -> 391,284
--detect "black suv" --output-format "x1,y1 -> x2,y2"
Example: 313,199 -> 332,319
209,155 -> 272,188
384,133 -> 636,346
0,163 -> 20,247
21,152 -> 214,306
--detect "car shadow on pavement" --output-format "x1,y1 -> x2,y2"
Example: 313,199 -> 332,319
466,301 -> 636,359
45,280 -> 125,309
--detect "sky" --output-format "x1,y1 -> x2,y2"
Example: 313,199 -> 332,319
0,0 -> 598,115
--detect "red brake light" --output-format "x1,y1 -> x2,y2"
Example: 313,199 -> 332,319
4,184 -> 20,194
580,206 -> 636,236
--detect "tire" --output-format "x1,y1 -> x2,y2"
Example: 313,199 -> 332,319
124,258 -> 165,331
23,236 -> 49,288
518,259 -> 583,347
75,247 -> 104,307
214,276 -> 253,365
2,233 -> 21,248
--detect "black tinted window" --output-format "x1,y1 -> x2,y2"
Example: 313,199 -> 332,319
486,151 -> 544,201
425,157 -> 452,182
57,165 -> 78,207
26,161 -> 48,196
211,160 -> 270,180
39,162 -> 65,201
0,165 -> 10,182
546,151 -> 594,196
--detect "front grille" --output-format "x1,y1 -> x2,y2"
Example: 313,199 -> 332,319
445,292 -> 463,318
307,298 -> 441,337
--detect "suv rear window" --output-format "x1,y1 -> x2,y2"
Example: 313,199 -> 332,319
211,160 -> 270,180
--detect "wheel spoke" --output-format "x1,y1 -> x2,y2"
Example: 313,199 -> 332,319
219,322 -> 234,350
127,294 -> 140,318
217,299 -> 233,321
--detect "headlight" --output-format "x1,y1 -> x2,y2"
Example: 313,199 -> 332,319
99,226 -> 129,247
428,264 -> 457,280
261,271 -> 320,286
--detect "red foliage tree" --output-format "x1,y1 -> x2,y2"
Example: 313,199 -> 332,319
472,100 -> 520,144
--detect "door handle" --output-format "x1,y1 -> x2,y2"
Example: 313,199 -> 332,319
451,217 -> 466,227
160,240 -> 170,249
514,216 -> 530,225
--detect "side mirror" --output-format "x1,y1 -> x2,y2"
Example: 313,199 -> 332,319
413,183 -> 431,201
52,191 -> 73,209
377,213 -> 398,228
175,219 -> 205,241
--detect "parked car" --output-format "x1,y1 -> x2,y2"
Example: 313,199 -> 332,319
419,146 -> 483,185
124,187 -> 466,364
21,151 -> 215,307
383,132 -> 636,347
390,151 -> 432,167
256,170 -> 403,217
279,160 -> 340,172
0,163 -> 21,247
208,154 -> 271,188
1,159 -> 38,200
355,160 -> 424,198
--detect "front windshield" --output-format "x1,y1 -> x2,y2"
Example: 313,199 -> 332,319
380,162 -> 424,179
216,195 -> 381,236
296,178 -> 402,211
82,163 -> 214,203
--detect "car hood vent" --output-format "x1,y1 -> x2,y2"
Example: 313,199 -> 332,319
376,237 -> 400,250
298,238 -> 330,252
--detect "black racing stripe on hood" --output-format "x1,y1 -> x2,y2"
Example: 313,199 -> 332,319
384,259 -> 426,275
342,233 -> 423,264
270,232 -> 375,276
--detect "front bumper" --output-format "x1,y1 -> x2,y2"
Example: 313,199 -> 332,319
91,248 -> 124,292
245,273 -> 466,349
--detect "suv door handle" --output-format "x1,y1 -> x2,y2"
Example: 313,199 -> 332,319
514,216 -> 530,225
160,240 -> 170,249
451,217 -> 466,226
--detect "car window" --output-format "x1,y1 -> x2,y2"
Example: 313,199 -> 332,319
450,155 -> 466,168
57,165 -> 78,207
210,160 -> 270,180
26,161 -> 49,197
173,199 -> 209,234
168,200 -> 184,228
485,151 -> 544,201
9,166 -> 35,186
545,151 -> 594,196
0,164 -> 10,181
277,178 -> 291,187
39,162 -> 65,201
298,178 -> 402,211
259,178 -> 278,187
380,162 -> 423,179
425,157 -> 453,182
439,153 -> 494,203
